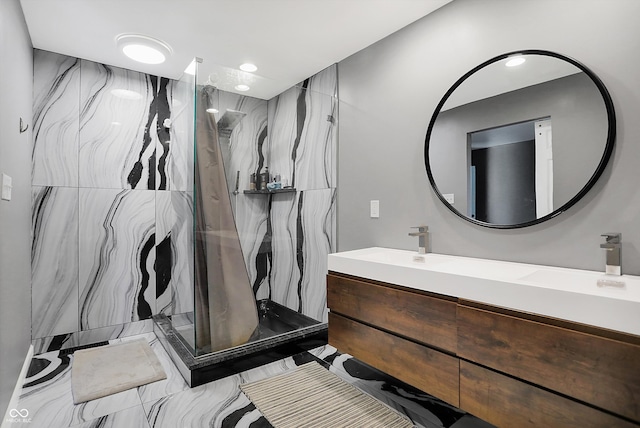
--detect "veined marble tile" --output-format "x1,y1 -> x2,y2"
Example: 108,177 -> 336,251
143,374 -> 258,428
79,60 -> 165,190
68,405 -> 150,428
142,355 -> 305,427
235,194 -> 270,300
154,79 -> 173,191
165,73 -> 195,192
31,186 -> 79,339
32,320 -> 153,355
32,50 -> 80,187
114,334 -> 189,404
155,191 -> 173,315
296,82 -> 337,191
269,189 -> 335,321
168,191 -> 194,316
267,68 -> 337,192
32,333 -> 79,356
79,189 -> 156,330
269,192 -> 301,312
78,320 -> 153,346
267,86 -> 298,187
307,64 -> 337,98
297,189 -> 335,321
16,351 -> 142,427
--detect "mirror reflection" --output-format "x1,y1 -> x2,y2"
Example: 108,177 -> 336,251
425,51 -> 615,228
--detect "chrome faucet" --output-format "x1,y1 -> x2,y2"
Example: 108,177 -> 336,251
409,226 -> 429,254
600,233 -> 621,275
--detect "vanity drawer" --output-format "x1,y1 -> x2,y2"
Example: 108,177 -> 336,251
327,273 -> 457,353
457,304 -> 640,423
460,361 -> 638,428
329,312 -> 460,406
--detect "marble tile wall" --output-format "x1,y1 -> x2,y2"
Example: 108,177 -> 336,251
32,49 -> 172,342
31,49 -> 336,348
247,64 -> 338,321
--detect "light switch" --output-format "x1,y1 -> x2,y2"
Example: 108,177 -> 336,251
443,193 -> 454,204
370,200 -> 380,218
1,173 -> 12,201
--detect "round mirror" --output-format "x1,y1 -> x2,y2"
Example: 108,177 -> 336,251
425,50 -> 616,228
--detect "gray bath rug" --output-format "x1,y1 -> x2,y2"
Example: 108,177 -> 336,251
240,361 -> 414,428
71,339 -> 166,404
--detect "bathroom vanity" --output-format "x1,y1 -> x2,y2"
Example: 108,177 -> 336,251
327,248 -> 640,428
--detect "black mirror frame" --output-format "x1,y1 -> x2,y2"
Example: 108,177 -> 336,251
424,49 -> 616,229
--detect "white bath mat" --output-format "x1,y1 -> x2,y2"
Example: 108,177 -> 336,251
240,361 -> 414,428
71,339 -> 166,404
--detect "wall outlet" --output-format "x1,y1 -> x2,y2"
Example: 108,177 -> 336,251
1,173 -> 12,201
443,193 -> 454,204
370,200 -> 380,218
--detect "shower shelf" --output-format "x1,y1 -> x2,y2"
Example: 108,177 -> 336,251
243,188 -> 296,195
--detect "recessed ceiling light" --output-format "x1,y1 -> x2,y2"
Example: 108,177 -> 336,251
116,34 -> 172,65
110,88 -> 142,100
239,63 -> 258,72
206,108 -> 219,114
235,84 -> 250,92
505,56 -> 526,67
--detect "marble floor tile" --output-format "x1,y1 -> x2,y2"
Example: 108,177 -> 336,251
113,333 -> 190,403
68,405 -> 150,428
143,375 -> 261,428
14,335 -> 491,428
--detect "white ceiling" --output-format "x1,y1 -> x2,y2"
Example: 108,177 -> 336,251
20,0 -> 452,99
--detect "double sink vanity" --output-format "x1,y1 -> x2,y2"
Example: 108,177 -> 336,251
325,48 -> 636,426
326,247 -> 640,427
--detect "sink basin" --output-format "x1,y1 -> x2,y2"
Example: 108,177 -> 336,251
519,269 -> 638,294
328,247 -> 640,336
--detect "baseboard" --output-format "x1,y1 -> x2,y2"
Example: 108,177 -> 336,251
1,344 -> 34,428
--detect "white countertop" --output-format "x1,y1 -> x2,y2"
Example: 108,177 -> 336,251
328,247 -> 640,336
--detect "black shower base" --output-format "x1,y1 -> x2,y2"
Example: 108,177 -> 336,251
153,299 -> 327,387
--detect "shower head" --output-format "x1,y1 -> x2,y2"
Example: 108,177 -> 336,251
217,109 -> 247,138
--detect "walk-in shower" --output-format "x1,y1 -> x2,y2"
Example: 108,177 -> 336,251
154,58 -> 330,387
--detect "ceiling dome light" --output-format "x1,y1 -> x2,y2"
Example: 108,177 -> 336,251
505,56 -> 526,67
239,63 -> 258,72
235,84 -> 250,92
116,34 -> 172,65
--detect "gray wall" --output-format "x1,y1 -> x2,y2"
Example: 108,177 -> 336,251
338,0 -> 640,275
0,0 -> 33,416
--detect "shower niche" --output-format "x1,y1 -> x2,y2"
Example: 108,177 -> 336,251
154,59 -> 336,386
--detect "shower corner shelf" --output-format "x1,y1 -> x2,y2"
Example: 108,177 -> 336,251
243,188 -> 296,195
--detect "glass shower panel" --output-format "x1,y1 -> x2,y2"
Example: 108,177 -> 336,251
168,58 -> 198,351
192,72 -> 259,356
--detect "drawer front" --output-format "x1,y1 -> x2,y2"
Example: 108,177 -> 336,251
328,312 -> 459,406
327,273 -> 457,353
458,305 -> 640,423
460,361 -> 638,428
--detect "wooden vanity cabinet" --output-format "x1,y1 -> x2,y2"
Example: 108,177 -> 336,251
327,273 -> 460,405
458,302 -> 640,424
327,272 -> 640,428
459,361 -> 639,428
